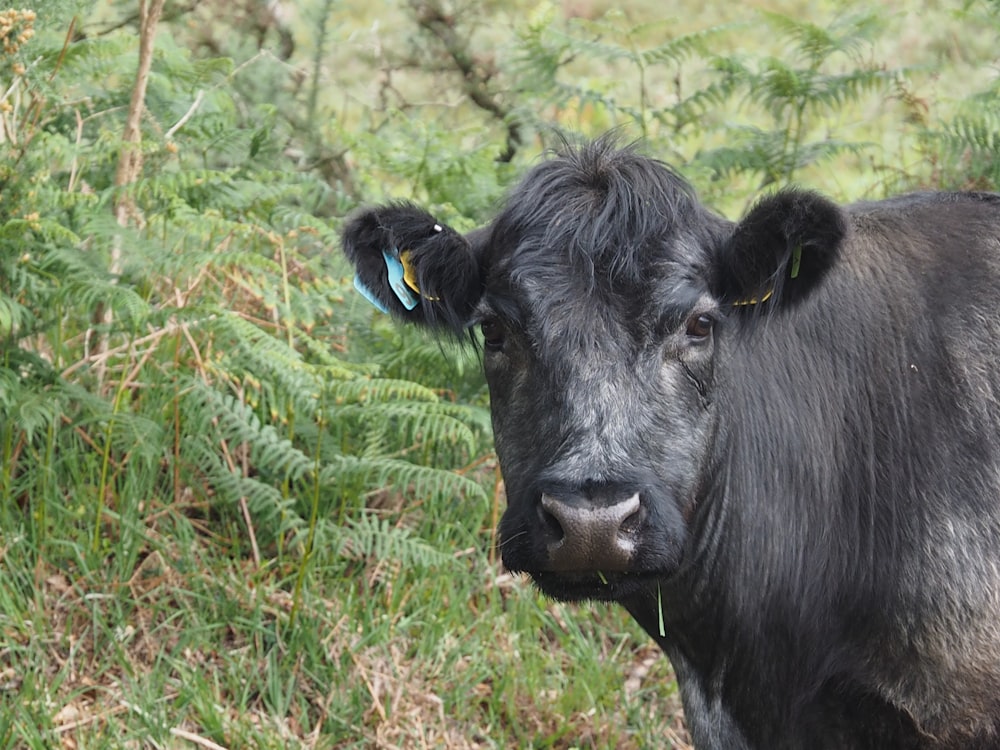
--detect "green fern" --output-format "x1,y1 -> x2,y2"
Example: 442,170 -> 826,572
0,7 -> 495,585
922,96 -> 1000,189
188,435 -> 307,540
511,10 -> 727,140
327,512 -> 451,569
692,12 -> 894,190
757,10 -> 884,68
695,126 -> 872,189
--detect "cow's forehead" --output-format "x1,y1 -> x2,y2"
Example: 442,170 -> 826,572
480,226 -> 713,327
477,247 -> 714,369
476,145 -> 725,333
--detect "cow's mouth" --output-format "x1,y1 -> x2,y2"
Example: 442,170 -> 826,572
527,569 -> 663,602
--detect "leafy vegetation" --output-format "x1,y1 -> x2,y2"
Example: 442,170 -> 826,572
0,0 -> 997,747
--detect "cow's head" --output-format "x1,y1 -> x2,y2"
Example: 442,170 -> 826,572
342,138 -> 846,602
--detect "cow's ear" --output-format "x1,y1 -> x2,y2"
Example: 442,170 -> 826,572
341,203 -> 484,336
716,189 -> 847,308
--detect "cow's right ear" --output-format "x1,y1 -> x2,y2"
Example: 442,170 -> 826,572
716,189 -> 847,309
341,203 -> 485,336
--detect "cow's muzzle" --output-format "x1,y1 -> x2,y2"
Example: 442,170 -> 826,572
538,489 -> 644,572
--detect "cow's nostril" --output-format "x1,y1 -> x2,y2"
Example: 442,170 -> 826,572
539,503 -> 565,543
619,504 -> 646,536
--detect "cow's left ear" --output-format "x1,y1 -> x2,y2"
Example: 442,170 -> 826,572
341,202 -> 484,336
716,189 -> 848,308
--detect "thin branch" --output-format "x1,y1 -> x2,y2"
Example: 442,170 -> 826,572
165,88 -> 205,139
409,0 -> 523,162
67,108 -> 84,192
89,1 -> 197,38
63,318 -> 201,377
113,0 -> 166,203
92,0 -> 166,387
169,727 -> 231,750
217,406 -> 263,570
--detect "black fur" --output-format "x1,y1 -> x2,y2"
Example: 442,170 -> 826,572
340,137 -> 1000,749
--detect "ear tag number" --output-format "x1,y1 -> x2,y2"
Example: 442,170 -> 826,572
353,274 -> 390,314
383,249 -> 420,310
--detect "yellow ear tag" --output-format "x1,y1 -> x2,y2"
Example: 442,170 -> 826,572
400,250 -> 440,301
732,288 -> 774,307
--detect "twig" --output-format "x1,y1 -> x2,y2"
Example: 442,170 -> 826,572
238,495 -> 262,569
169,727 -> 230,750
121,329 -> 164,390
53,701 -> 130,733
62,322 -> 181,377
165,89 -> 205,139
52,691 -> 180,734
490,464 -> 503,565
218,431 -> 262,569
349,650 -> 388,723
113,0 -> 167,210
67,108 -> 84,192
408,0 -> 522,162
47,17 -> 75,83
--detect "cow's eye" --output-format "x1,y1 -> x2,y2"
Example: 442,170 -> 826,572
481,319 -> 505,352
686,313 -> 714,340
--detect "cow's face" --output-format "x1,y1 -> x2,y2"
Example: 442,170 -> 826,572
342,138 -> 845,603
475,165 -> 731,602
480,271 -> 721,601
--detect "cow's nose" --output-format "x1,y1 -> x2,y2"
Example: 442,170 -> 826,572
539,490 -> 643,572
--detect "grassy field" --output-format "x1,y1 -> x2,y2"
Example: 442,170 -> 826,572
1,461 -> 687,748
1,1 -> 997,748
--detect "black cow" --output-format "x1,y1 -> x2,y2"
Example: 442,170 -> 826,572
341,137 -> 1000,749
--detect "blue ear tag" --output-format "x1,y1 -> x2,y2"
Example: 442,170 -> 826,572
353,274 -> 390,314
382,249 -> 420,310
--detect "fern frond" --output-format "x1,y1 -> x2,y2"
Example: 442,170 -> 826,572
669,76 -> 741,131
923,106 -> 1000,189
318,456 -> 487,508
267,206 -> 341,246
805,68 -> 896,112
158,50 -> 233,88
209,313 -> 325,415
47,267 -> 152,329
187,436 -> 306,537
185,383 -> 317,484
323,512 -> 451,568
34,35 -> 134,78
327,377 -> 440,406
639,24 -> 727,67
78,409 -> 166,469
345,401 -> 479,458
757,10 -> 883,69
296,332 -> 374,376
0,372 -> 65,443
547,25 -> 636,66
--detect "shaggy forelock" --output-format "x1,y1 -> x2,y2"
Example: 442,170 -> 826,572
486,137 -> 716,289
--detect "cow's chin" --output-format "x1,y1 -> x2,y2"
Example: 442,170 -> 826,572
526,569 -> 661,602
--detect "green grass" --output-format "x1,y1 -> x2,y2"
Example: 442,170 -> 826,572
0,487 -> 686,748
